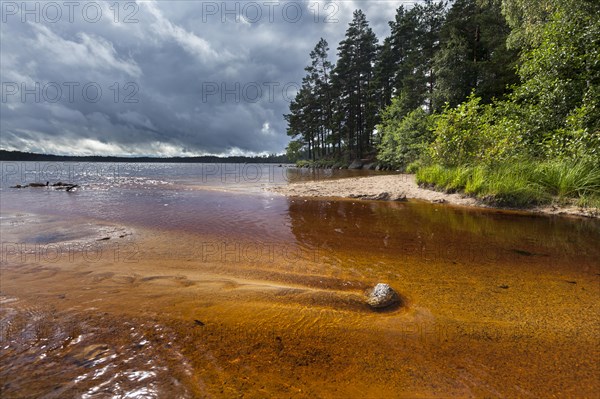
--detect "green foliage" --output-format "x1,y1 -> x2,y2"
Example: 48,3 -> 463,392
406,160 -> 425,174
501,0 -> 555,50
416,164 -> 452,187
429,94 -> 498,166
295,158 -> 348,169
507,0 -> 600,157
390,1 -> 447,113
535,160 -> 600,198
417,164 -> 473,193
417,159 -> 600,207
558,105 -> 600,162
376,103 -> 434,170
482,163 -> 549,206
433,0 -> 518,109
576,195 -> 600,210
285,140 -> 304,163
424,0 -> 600,178
432,33 -> 473,108
296,160 -> 312,168
285,0 -> 600,205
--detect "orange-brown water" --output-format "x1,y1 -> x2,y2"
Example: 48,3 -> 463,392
1,164 -> 599,398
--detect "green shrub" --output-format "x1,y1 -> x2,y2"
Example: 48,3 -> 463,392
429,94 -> 491,166
377,102 -> 435,170
406,160 -> 423,174
296,160 -> 312,168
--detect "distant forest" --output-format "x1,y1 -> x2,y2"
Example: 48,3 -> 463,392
0,150 -> 289,164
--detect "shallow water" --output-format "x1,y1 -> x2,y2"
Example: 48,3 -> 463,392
1,162 -> 599,397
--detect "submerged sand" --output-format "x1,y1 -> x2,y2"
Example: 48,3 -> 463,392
270,173 -> 600,218
2,215 -> 599,398
2,192 -> 599,397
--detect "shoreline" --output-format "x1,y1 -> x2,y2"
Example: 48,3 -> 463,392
269,174 -> 600,219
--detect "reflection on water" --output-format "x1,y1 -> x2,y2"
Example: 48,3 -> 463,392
0,163 -> 388,241
0,162 -> 387,190
287,198 -> 600,274
1,162 -> 599,397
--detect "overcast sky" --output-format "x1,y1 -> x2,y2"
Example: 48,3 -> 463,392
1,1 -> 415,157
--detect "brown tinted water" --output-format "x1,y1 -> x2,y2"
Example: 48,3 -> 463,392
1,164 -> 599,398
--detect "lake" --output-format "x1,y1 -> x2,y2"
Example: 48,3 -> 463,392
1,162 -> 599,397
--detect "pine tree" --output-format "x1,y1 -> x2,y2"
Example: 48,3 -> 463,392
285,84 -> 314,160
387,1 -> 446,116
332,10 -> 379,159
285,39 -> 335,160
388,5 -> 421,115
304,38 -> 334,158
432,0 -> 517,108
373,37 -> 395,111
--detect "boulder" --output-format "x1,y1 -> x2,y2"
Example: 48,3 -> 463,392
362,163 -> 376,170
348,160 -> 363,169
366,283 -> 400,309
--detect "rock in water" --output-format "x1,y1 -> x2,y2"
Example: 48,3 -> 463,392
366,283 -> 400,309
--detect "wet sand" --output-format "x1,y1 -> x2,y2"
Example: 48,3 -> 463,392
269,174 -> 600,218
1,208 -> 599,398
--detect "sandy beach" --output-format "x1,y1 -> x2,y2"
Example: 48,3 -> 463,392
270,173 -> 600,218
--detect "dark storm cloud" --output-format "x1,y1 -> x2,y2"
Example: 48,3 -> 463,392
0,1 -> 406,156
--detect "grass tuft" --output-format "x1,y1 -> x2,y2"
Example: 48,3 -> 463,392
416,159 -> 600,208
